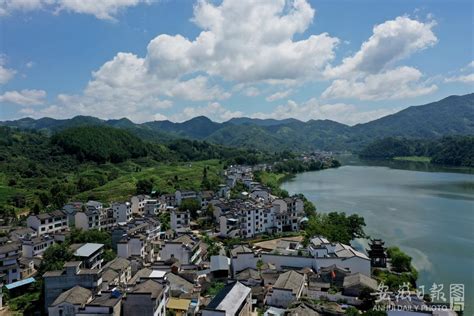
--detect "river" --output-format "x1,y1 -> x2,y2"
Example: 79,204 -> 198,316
281,156 -> 474,312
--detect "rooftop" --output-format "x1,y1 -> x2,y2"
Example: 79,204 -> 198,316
273,270 -> 305,294
51,285 -> 92,306
205,281 -> 251,316
72,243 -> 104,257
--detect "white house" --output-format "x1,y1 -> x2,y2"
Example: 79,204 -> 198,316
22,235 -> 55,258
265,271 -> 306,308
170,209 -> 190,231
122,279 -> 168,316
26,210 -> 68,236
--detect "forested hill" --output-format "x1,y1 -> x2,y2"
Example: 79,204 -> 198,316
1,93 -> 473,151
359,136 -> 474,167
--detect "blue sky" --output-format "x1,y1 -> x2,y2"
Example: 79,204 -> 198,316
0,0 -> 472,124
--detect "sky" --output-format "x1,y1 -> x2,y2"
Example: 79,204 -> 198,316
0,0 -> 473,125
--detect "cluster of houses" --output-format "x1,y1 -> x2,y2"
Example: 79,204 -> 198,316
0,164 -> 447,316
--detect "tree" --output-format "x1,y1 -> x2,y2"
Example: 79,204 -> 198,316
387,247 -> 412,272
179,198 -> 201,219
203,233 -> 221,257
136,178 -> 154,195
40,243 -> 73,273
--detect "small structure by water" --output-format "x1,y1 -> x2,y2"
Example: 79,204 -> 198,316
367,239 -> 387,268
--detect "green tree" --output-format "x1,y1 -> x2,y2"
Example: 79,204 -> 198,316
387,247 -> 412,272
179,198 -> 201,219
136,178 -> 154,195
40,243 -> 73,273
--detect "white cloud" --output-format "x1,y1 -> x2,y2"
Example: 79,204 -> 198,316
0,89 -> 46,105
444,74 -> 474,84
0,56 -> 16,84
25,61 -> 35,68
265,89 -> 293,102
0,0 -> 150,20
444,61 -> 474,84
325,16 -> 437,78
322,66 -> 438,100
171,102 -> 243,122
242,86 -> 260,97
251,98 -> 399,125
144,0 -> 339,83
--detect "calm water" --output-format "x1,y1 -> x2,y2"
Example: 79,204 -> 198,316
281,157 -> 474,311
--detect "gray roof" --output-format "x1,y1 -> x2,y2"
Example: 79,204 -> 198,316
132,280 -> 164,299
166,273 -> 194,293
230,245 -> 252,257
210,255 -> 229,272
343,273 -> 378,290
104,257 -> 130,271
72,243 -> 104,257
205,281 -> 251,316
51,285 -> 92,306
235,268 -> 261,281
273,271 -> 305,294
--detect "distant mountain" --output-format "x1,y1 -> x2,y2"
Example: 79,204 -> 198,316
2,93 -> 473,151
353,93 -> 474,138
227,117 -> 302,126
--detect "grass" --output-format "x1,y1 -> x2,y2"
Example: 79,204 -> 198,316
394,156 -> 431,162
0,159 -> 224,213
75,159 -> 223,202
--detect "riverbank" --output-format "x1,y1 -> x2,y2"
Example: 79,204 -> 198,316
280,163 -> 474,314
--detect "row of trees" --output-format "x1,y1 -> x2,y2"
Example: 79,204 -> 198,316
360,136 -> 474,167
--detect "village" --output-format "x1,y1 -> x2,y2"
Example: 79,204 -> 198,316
0,164 -> 450,316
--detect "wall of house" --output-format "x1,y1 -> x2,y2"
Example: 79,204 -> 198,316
265,288 -> 296,308
231,253 -> 258,276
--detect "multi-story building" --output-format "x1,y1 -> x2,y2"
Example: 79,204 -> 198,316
26,210 -> 68,236
131,195 -> 150,215
112,202 -> 132,223
43,261 -> 102,310
159,235 -> 202,265
0,243 -> 21,284
21,234 -> 55,258
170,209 -> 190,231
70,243 -> 105,270
122,279 -> 168,316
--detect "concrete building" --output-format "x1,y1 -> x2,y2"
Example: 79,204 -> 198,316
111,202 -> 132,223
21,234 -> 55,258
26,210 -> 68,236
70,243 -> 105,270
0,242 -> 21,284
47,285 -> 92,316
122,279 -> 168,316
170,209 -> 190,231
131,195 -> 150,215
202,281 -> 252,316
101,257 -> 132,290
77,291 -> 123,316
265,271 -> 306,308
159,235 -> 202,265
43,261 -> 102,310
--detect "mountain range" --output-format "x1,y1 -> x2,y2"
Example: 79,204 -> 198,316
1,93 -> 473,151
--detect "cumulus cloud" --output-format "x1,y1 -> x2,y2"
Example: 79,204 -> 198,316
251,98 -> 399,125
265,89 -> 293,102
323,16 -> 438,101
322,66 -> 438,100
144,0 -> 339,83
0,0 -> 150,20
0,56 -> 16,84
0,89 -> 46,105
28,0 -> 339,120
170,102 -> 243,122
325,16 -> 437,78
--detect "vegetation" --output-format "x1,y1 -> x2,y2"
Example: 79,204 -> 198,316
303,212 -> 367,245
387,246 -> 412,272
0,125 -> 274,214
3,93 -> 473,152
360,135 -> 474,167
